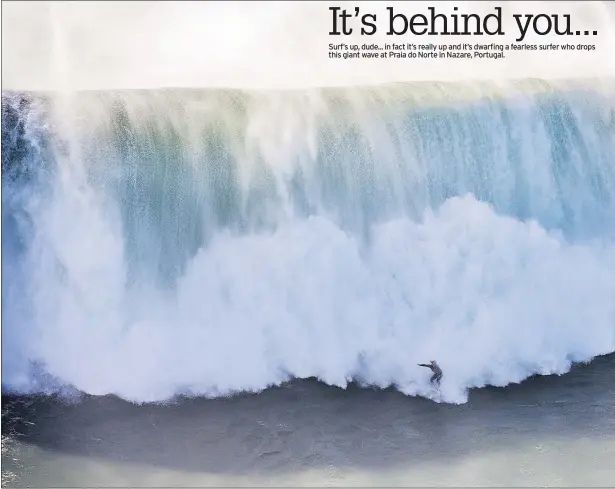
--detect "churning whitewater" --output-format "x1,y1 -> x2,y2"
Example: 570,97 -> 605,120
2,79 -> 615,404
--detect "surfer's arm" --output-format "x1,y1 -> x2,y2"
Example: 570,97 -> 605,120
418,364 -> 430,368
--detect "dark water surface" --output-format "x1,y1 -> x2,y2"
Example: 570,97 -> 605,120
2,354 -> 615,487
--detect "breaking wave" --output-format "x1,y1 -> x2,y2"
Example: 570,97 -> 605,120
2,78 -> 615,403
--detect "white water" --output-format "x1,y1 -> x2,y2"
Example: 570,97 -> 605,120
2,81 -> 615,404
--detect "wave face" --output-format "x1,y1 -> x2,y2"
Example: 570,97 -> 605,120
2,80 -> 615,404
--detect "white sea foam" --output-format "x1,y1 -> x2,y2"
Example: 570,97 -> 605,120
4,192 -> 615,404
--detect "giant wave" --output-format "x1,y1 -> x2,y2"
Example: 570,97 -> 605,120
2,79 -> 615,404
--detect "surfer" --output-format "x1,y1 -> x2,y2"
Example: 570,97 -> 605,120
418,360 -> 443,385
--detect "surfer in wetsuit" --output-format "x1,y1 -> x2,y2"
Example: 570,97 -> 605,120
418,360 -> 443,385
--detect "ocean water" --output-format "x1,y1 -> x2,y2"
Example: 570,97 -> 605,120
2,355 -> 615,487
2,78 -> 615,485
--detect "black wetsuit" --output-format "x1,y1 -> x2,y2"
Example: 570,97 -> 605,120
418,362 -> 443,385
